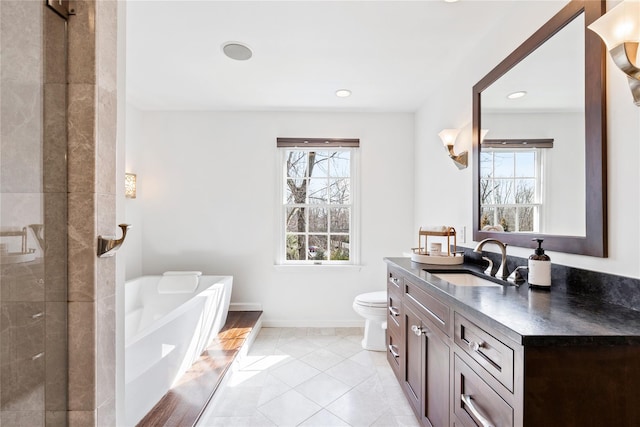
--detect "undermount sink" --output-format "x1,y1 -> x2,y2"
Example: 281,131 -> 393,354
432,273 -> 502,287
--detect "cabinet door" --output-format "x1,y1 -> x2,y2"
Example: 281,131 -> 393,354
423,314 -> 449,427
403,302 -> 423,414
403,301 -> 450,427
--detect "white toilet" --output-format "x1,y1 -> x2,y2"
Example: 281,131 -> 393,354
352,291 -> 388,351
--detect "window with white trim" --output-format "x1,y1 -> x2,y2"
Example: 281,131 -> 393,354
277,138 -> 359,265
480,148 -> 543,233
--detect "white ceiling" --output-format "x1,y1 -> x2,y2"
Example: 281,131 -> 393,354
126,0 -> 568,112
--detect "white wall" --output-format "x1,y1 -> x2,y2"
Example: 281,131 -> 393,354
127,112 -> 415,326
122,104 -> 144,280
414,5 -> 640,279
116,3 -> 127,424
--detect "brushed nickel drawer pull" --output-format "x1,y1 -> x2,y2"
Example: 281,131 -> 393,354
388,344 -> 399,358
389,306 -> 400,317
32,352 -> 45,361
461,394 -> 494,427
31,312 -> 44,320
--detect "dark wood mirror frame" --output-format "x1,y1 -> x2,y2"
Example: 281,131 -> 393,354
472,0 -> 607,257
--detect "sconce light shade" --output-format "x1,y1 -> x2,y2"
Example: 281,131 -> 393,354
438,128 -> 467,170
588,0 -> 640,106
125,173 -> 137,199
438,129 -> 461,146
480,129 -> 490,143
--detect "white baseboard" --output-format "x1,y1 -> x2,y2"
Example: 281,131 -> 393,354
229,302 -> 263,311
262,319 -> 364,328
227,304 -> 364,328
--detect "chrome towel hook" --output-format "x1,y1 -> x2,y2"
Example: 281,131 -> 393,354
97,224 -> 131,257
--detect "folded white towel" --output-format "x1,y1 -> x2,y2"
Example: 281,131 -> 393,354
162,271 -> 202,277
157,274 -> 199,294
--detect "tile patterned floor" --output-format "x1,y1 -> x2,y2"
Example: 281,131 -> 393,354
197,327 -> 420,427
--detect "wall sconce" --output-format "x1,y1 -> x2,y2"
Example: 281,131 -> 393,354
438,129 -> 467,169
125,173 -> 137,199
588,0 -> 640,106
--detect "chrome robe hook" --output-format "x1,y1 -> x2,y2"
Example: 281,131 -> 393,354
97,224 -> 131,257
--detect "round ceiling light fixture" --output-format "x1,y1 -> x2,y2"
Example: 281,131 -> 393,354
507,91 -> 527,99
335,89 -> 352,98
222,42 -> 253,61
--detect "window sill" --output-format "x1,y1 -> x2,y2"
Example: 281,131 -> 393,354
273,264 -> 363,273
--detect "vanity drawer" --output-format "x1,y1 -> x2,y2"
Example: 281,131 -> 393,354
454,354 -> 513,427
388,271 -> 402,300
404,279 -> 449,336
386,326 -> 402,378
387,269 -> 402,333
454,312 -> 514,391
387,290 -> 401,333
388,268 -> 403,292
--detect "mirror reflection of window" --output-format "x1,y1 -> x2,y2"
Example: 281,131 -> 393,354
480,14 -> 586,237
480,149 -> 541,233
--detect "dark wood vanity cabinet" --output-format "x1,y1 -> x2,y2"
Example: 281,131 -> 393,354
386,265 -> 640,427
387,268 -> 451,427
452,311 -> 640,426
403,299 -> 450,427
388,266 -> 516,427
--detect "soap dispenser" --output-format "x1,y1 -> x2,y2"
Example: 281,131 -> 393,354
528,238 -> 551,289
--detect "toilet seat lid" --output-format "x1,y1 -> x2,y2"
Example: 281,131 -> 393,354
354,291 -> 387,307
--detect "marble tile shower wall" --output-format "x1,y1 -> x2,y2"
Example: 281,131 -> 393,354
1,2 -> 68,426
67,1 -> 118,426
1,0 -> 117,425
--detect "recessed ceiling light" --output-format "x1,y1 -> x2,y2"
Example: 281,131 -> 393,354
507,91 -> 527,99
336,89 -> 352,98
222,42 -> 253,61
444,0 -> 459,3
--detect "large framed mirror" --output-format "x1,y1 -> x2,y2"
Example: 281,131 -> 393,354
472,0 -> 607,257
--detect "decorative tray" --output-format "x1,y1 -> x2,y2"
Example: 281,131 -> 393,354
410,252 -> 464,265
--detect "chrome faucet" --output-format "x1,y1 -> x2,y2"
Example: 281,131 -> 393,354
474,238 -> 510,280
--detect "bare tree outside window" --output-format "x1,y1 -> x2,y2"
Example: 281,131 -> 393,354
285,150 -> 351,261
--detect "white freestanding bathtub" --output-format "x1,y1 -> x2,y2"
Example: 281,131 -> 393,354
124,274 -> 233,426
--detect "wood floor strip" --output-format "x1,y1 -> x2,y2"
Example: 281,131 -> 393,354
137,311 -> 263,427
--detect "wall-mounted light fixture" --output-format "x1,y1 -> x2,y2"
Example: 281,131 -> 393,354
588,0 -> 640,106
125,173 -> 137,199
438,129 -> 467,169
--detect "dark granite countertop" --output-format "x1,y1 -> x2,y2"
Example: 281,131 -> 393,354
385,257 -> 640,346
